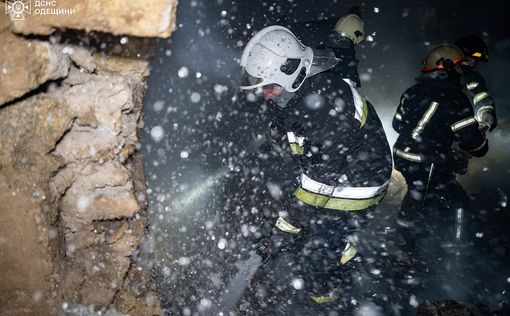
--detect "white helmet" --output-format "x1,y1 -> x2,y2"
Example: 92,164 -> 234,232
240,25 -> 314,93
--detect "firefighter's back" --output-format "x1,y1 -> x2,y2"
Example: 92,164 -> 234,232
393,78 -> 473,160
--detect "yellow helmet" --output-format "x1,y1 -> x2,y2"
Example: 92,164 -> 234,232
422,44 -> 467,72
333,14 -> 365,45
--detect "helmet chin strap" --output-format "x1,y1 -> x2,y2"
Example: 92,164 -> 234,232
270,89 -> 296,108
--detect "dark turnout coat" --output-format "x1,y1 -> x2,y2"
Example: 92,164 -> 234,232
392,71 -> 488,169
267,65 -> 392,211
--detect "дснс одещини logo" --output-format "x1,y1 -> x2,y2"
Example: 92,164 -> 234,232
5,1 -> 75,20
5,0 -> 31,21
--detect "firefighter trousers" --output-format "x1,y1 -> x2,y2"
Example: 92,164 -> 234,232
249,202 -> 372,315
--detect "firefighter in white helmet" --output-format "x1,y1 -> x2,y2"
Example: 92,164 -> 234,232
240,24 -> 392,311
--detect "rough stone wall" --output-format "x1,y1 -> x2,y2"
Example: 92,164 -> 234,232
0,30 -> 71,105
50,54 -> 160,315
0,1 -> 177,314
0,94 -> 74,315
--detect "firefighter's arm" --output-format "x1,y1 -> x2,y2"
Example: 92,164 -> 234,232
393,92 -> 411,133
465,70 -> 497,131
451,114 -> 488,157
289,119 -> 336,168
289,104 -> 355,183
392,106 -> 404,133
449,92 -> 488,157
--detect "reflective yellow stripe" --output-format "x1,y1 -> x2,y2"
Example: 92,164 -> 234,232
295,186 -> 330,207
340,243 -> 357,264
473,92 -> 489,105
275,216 -> 302,234
294,186 -> 387,211
289,143 -> 304,155
466,82 -> 479,90
451,117 -> 477,132
325,193 -> 386,210
287,132 -> 305,155
310,294 -> 340,304
472,52 -> 482,57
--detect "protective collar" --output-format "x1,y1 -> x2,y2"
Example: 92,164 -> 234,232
416,70 -> 462,89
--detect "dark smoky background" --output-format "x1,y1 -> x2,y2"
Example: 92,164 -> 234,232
140,0 -> 510,314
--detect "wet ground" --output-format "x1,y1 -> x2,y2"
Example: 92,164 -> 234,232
150,170 -> 510,315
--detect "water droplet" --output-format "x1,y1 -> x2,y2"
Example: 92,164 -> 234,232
178,66 -> 189,78
150,126 -> 165,143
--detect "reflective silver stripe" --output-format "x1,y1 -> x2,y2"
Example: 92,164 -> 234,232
451,117 -> 477,132
332,181 -> 389,199
477,105 -> 495,113
286,131 -> 304,146
343,78 -> 364,124
411,101 -> 439,140
275,216 -> 302,234
343,78 -> 357,88
394,148 -> 422,162
473,92 -> 489,105
466,82 -> 479,90
395,112 -> 402,121
475,105 -> 495,122
300,173 -> 389,199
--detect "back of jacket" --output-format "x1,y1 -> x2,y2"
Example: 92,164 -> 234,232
393,72 -> 487,162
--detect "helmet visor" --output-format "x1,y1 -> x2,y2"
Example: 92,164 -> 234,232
308,48 -> 339,77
